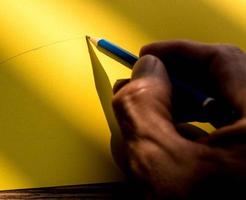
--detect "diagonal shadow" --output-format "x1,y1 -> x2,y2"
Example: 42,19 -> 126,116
86,38 -> 126,169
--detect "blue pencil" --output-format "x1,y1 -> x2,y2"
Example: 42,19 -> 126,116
87,36 -> 239,127
87,36 -> 138,67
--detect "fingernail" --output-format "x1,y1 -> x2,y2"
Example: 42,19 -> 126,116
132,55 -> 164,79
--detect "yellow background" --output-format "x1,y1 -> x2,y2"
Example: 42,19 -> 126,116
0,0 -> 245,190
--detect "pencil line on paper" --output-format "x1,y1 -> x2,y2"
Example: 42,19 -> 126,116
0,36 -> 83,65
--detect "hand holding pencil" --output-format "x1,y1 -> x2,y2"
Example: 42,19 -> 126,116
110,40 -> 246,199
87,36 -> 239,127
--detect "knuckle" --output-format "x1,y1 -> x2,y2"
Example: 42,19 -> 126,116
112,80 -> 151,109
210,44 -> 246,76
214,44 -> 243,57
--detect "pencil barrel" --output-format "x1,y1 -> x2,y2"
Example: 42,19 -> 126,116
98,39 -> 138,66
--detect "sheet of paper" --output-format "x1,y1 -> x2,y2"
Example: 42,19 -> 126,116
0,0 -> 245,190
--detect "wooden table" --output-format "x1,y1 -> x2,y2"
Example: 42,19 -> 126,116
0,182 -> 144,199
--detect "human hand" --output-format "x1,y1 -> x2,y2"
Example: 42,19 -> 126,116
112,40 -> 246,199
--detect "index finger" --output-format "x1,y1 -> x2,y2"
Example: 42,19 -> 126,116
140,40 -> 219,100
140,40 -> 216,61
140,40 -> 246,117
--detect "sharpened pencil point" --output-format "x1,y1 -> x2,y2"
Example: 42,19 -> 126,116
87,36 -> 100,46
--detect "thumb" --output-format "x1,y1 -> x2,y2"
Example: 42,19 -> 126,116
112,55 -> 178,142
131,54 -> 173,122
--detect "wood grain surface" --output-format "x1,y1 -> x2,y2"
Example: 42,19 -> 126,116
0,182 -> 144,199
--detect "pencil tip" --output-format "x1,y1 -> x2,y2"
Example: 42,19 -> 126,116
86,36 -> 99,46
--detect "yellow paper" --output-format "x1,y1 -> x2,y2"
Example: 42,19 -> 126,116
0,0 -> 245,190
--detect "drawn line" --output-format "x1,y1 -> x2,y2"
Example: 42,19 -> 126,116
0,36 -> 83,65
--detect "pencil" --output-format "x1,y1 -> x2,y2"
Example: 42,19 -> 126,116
87,36 -> 239,127
86,36 -> 138,67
